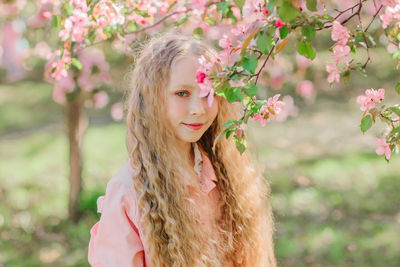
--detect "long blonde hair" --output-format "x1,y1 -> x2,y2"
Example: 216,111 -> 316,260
124,31 -> 277,267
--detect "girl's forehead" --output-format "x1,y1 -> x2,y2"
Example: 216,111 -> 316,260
169,56 -> 200,88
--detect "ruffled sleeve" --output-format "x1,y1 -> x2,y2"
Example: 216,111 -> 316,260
88,181 -> 145,267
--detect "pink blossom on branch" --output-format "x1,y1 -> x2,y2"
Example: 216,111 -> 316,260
375,138 -> 392,160
250,94 -> 285,126
330,44 -> 352,64
331,21 -> 350,46
195,54 -> 222,107
356,88 -> 385,111
326,63 -> 340,83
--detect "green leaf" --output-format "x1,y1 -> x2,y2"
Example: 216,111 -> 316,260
243,84 -> 258,97
217,1 -> 230,16
306,0 -> 317,12
321,14 -> 335,21
361,114 -> 372,134
53,15 -> 61,28
395,82 -> 400,94
257,31 -> 273,54
297,41 -> 316,60
225,87 -> 243,103
225,128 -> 235,139
175,14 -> 188,26
277,1 -> 301,22
233,0 -> 245,10
62,3 -> 72,16
389,106 -> 400,116
279,25 -> 290,39
302,25 -> 315,40
192,27 -> 203,40
268,0 -> 276,12
222,120 -> 235,128
233,136 -> 247,155
241,54 -> 258,74
71,58 -> 83,70
126,21 -> 137,33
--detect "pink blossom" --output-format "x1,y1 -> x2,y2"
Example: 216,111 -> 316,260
275,19 -> 284,28
356,88 -> 385,111
46,49 -> 72,81
198,77 -> 215,107
380,8 -> 393,28
196,71 -> 206,84
296,80 -> 315,101
77,49 -> 110,91
330,44 -> 352,64
263,8 -> 270,15
326,63 -> 340,83
192,0 -> 208,10
375,138 -> 392,160
111,102 -> 124,121
52,74 -> 75,104
275,95 -> 299,121
331,21 -> 350,46
93,91 -> 109,109
231,23 -> 248,37
296,53 -> 312,69
250,94 -> 285,126
381,0 -> 396,7
219,35 -> 231,49
41,11 -> 52,19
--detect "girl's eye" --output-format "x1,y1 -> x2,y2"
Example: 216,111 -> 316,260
176,91 -> 188,97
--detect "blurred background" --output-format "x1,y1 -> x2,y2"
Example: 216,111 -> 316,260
0,1 -> 399,266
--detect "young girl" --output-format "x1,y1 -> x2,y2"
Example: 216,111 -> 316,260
88,31 -> 277,267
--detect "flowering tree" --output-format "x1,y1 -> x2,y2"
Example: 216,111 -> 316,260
26,0 -> 399,221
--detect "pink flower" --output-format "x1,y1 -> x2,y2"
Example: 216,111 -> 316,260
330,44 -> 352,64
52,73 -> 75,104
331,21 -> 350,46
219,34 -> 231,49
77,49 -> 111,91
275,95 -> 299,121
326,63 -> 340,83
250,94 -> 285,126
381,0 -> 396,7
356,88 -> 385,111
380,8 -> 393,29
275,19 -> 284,28
231,23 -> 248,36
262,8 -> 270,15
196,71 -> 206,84
41,11 -> 52,19
93,91 -> 109,109
111,102 -> 124,121
296,80 -> 315,101
198,77 -> 215,107
375,138 -> 392,160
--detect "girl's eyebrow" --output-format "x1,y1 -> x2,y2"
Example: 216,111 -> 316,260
173,84 -> 195,89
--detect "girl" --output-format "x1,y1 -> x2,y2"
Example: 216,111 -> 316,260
88,31 -> 277,267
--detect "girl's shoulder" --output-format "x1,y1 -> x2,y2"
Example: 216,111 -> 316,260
107,159 -> 137,189
97,160 -> 140,218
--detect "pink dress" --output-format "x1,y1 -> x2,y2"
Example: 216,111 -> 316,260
88,142 -> 223,267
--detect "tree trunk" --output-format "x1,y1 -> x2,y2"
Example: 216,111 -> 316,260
66,92 -> 88,222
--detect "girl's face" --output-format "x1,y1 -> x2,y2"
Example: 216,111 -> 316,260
165,55 -> 218,144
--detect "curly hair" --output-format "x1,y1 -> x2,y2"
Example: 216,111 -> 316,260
124,30 -> 277,267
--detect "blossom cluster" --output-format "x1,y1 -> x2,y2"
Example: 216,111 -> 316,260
356,88 -> 385,111
195,54 -> 222,107
326,21 -> 351,84
250,94 -> 285,127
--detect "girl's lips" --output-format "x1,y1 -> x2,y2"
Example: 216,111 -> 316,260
183,123 -> 204,130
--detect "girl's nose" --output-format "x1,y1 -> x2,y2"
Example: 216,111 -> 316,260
190,95 -> 206,116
